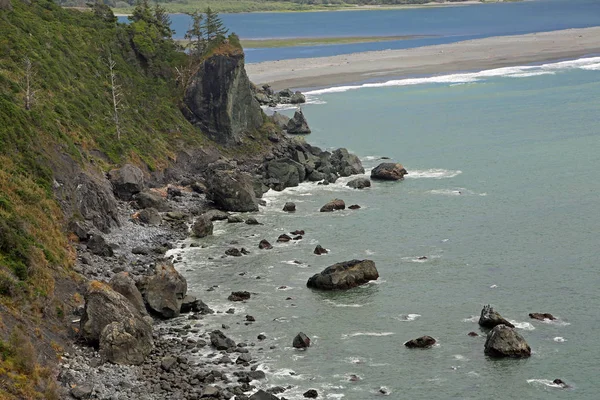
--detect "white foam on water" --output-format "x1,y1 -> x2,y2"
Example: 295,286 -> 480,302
305,56 -> 600,96
406,169 -> 462,179
543,319 -> 571,326
365,249 -> 375,255
342,332 -> 395,339
554,336 -> 566,342
396,313 -> 421,322
453,354 -> 469,361
324,299 -> 366,308
373,386 -> 391,396
326,394 -> 345,399
510,320 -> 536,331
462,315 -> 478,323
490,284 -> 498,288
526,379 -> 563,388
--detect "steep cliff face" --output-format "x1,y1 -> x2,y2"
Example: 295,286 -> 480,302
183,49 -> 264,145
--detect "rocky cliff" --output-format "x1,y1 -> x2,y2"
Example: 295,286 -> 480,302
183,47 -> 264,145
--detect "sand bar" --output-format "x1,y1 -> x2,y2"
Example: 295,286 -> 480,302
246,27 -> 600,90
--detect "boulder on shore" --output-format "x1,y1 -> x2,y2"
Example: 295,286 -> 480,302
210,330 -> 236,350
484,324 -> 531,358
404,336 -> 436,348
293,332 -> 311,349
320,199 -> 345,212
307,259 -> 379,290
479,305 -> 515,329
108,164 -> 144,201
286,110 -> 311,134
138,263 -> 187,319
80,281 -> 153,365
370,163 -> 408,181
206,169 -> 259,212
109,272 -> 147,317
191,215 -> 214,238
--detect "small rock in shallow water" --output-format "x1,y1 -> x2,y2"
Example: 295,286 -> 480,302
313,245 -> 328,255
293,332 -> 311,349
283,202 -> 296,212
529,312 -> 556,321
303,389 -> 318,398
404,336 -> 436,348
468,332 -> 479,337
259,239 -> 273,249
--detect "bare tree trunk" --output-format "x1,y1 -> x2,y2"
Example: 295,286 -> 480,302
23,56 -> 35,110
106,52 -> 122,140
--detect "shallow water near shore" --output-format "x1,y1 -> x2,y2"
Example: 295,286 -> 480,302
173,60 -> 600,399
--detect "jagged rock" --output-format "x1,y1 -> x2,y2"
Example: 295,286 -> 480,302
69,220 -> 89,241
250,390 -> 280,400
370,163 -> 408,180
138,207 -> 161,225
180,295 -> 214,314
303,389 -> 318,398
314,245 -> 328,255
108,164 -> 144,200
347,177 -> 371,189
246,217 -> 260,225
529,312 -> 556,321
293,332 -> 311,349
210,330 -> 236,350
331,148 -> 364,177
80,281 -> 153,364
266,158 -> 306,191
227,215 -> 244,223
183,49 -> 263,145
404,336 -> 436,348
479,305 -> 515,329
206,169 -> 259,212
228,291 -> 251,301
134,190 -> 169,211
259,239 -> 273,250
320,199 -> 345,212
272,112 -> 291,129
86,234 -> 113,257
277,234 -> 292,242
225,248 -> 243,257
283,202 -> 296,212
278,88 -> 293,97
348,204 -> 361,210
109,272 -> 147,316
286,110 -> 311,134
484,325 -> 531,358
307,259 -> 379,290
192,215 -> 214,238
290,91 -> 306,104
138,263 -> 187,319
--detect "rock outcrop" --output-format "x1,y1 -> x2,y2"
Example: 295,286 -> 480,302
183,47 -> 263,145
347,177 -> 371,189
529,312 -> 556,321
108,164 -> 144,200
479,305 -> 515,329
80,281 -> 153,365
286,110 -> 311,134
331,148 -> 364,177
404,336 -> 437,348
192,215 -> 214,238
320,199 -> 345,212
293,332 -> 311,349
272,112 -> 291,129
307,259 -> 379,290
109,272 -> 147,317
371,163 -> 408,180
138,263 -> 187,319
206,168 -> 259,212
484,325 -> 531,358
265,158 -> 306,191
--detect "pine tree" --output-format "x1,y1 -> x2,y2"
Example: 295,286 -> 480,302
184,10 -> 205,55
154,4 -> 173,38
203,7 -> 228,42
129,0 -> 154,24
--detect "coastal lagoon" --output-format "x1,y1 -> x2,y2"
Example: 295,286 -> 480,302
171,56 -> 600,399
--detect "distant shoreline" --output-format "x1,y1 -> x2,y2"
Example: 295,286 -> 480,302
245,27 -> 600,91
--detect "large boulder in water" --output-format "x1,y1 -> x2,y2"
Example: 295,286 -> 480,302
484,325 -> 531,358
265,158 -> 306,191
479,305 -> 515,329
286,110 -> 311,134
206,169 -> 259,212
138,263 -> 187,319
404,336 -> 436,348
80,281 -> 153,365
183,47 -> 263,145
192,215 -> 214,238
347,177 -> 371,189
293,332 -> 311,349
307,259 -> 379,290
370,163 -> 408,181
331,148 -> 364,177
108,164 -> 144,200
320,199 -> 345,212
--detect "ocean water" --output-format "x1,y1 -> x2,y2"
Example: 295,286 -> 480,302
118,0 -> 600,62
171,57 -> 600,399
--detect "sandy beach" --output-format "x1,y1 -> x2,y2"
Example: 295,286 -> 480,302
246,27 -> 600,90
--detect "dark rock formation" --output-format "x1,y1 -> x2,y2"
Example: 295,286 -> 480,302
183,49 -> 263,145
225,248 -> 243,257
180,295 -> 214,314
108,164 -> 144,200
468,332 -> 480,337
206,168 -> 259,212
277,234 -> 292,242
479,305 -> 515,329
246,217 -> 260,225
138,207 -> 161,225
553,379 -> 569,388
348,204 -> 361,210
331,148 -> 365,177
191,215 -> 213,238
529,313 -> 556,321
404,336 -> 436,348
227,215 -> 244,223
314,245 -> 328,255
134,190 -> 169,211
228,291 -> 251,301
259,239 -> 273,249
320,199 -> 345,212
304,389 -> 318,398
286,110 -> 311,134
86,234 -> 113,257
484,324 -> 531,358
138,263 -> 187,319
250,390 -> 280,400
80,281 -> 153,365
347,177 -> 371,189
210,330 -> 236,350
293,332 -> 311,349
109,272 -> 147,316
371,163 -> 408,180
307,259 -> 379,290
266,158 -> 305,191
272,112 -> 291,129
204,209 -> 229,221
283,202 -> 296,212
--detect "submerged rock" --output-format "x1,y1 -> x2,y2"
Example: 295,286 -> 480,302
307,259 -> 379,290
228,291 -> 251,301
347,177 -> 371,189
479,305 -> 515,329
277,234 -> 292,243
370,163 -> 408,181
529,312 -> 556,321
320,199 -> 345,212
404,336 -> 436,348
191,215 -> 214,238
293,332 -> 311,349
484,324 -> 531,358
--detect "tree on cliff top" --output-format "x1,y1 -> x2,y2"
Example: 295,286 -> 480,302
184,10 -> 205,56
203,7 -> 228,42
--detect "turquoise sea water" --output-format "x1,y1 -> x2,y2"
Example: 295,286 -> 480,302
173,58 -> 600,399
